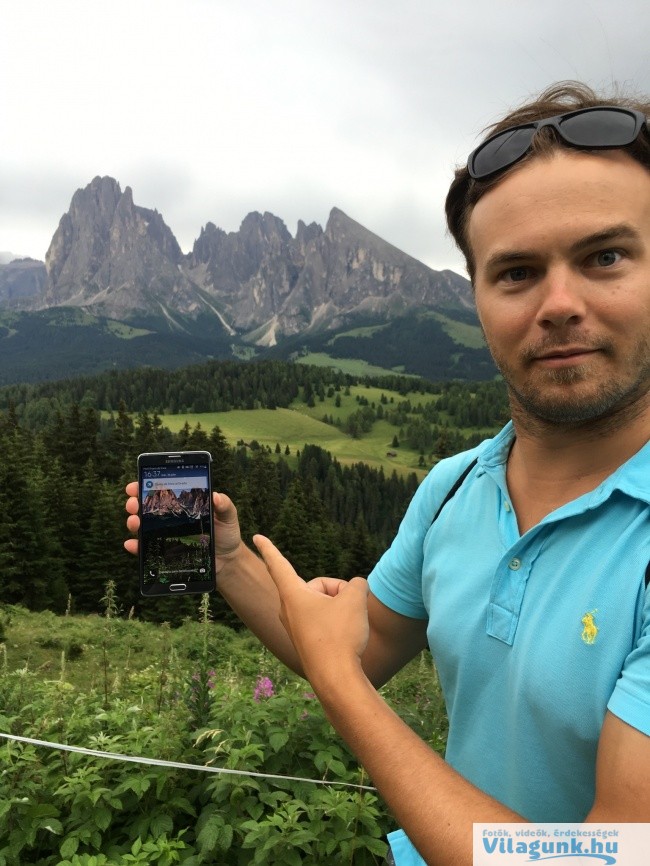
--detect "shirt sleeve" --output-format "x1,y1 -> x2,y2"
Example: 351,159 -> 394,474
368,450 -> 481,620
607,585 -> 650,736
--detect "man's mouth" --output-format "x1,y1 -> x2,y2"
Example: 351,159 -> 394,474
533,347 -> 600,366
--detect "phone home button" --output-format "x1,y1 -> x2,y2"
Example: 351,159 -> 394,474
170,584 -> 187,592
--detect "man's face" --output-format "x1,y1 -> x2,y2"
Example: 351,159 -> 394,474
468,150 -> 650,427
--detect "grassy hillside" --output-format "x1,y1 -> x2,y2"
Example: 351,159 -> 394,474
0,306 -> 495,386
148,382 -> 500,479
161,408 -> 421,476
119,380 -> 500,483
293,352 -> 409,378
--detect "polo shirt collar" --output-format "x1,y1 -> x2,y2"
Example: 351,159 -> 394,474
476,420 -> 650,508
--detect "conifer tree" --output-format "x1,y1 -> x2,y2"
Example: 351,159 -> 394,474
83,479 -> 140,614
248,451 -> 282,537
270,479 -> 317,578
208,425 -> 235,495
341,514 -> 376,580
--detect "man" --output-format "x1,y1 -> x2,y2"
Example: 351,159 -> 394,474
126,82 -> 650,864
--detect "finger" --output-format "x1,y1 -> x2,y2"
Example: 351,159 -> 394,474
126,514 -> 140,533
253,535 -> 302,591
125,496 -> 139,516
213,491 -> 238,523
347,576 -> 370,602
124,538 -> 138,555
125,481 -> 138,497
306,576 -> 349,597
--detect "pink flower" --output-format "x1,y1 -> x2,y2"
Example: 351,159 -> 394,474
253,676 -> 275,701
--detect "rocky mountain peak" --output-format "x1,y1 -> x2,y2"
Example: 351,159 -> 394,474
5,175 -> 473,344
43,176 -> 196,315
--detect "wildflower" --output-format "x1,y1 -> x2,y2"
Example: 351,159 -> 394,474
301,693 -> 316,720
253,676 -> 275,701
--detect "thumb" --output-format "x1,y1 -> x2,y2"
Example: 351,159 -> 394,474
347,576 -> 370,600
253,535 -> 302,593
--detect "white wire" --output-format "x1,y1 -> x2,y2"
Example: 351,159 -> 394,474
0,732 -> 376,792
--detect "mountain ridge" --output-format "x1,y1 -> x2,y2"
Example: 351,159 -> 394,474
0,176 -> 494,384
1,176 -> 473,337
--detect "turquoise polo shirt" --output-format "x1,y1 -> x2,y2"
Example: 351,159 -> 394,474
368,423 -> 650,864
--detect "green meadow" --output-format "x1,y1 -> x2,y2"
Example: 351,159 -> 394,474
293,352 -> 411,378
154,383 -> 447,477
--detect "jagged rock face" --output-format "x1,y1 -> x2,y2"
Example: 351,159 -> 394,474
11,175 -> 474,344
279,207 -> 472,335
142,487 -> 209,518
186,211 -> 304,328
0,258 -> 48,308
44,176 -> 202,318
189,206 -> 473,343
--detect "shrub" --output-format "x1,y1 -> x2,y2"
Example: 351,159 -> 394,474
0,608 -> 447,864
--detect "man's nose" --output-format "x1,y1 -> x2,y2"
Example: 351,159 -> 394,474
535,268 -> 587,328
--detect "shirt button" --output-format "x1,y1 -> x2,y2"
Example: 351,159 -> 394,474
509,557 -> 522,571
504,500 -> 511,512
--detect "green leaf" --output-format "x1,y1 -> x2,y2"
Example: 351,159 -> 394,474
197,815 -> 222,854
93,806 -> 112,831
283,848 -> 303,866
41,818 -> 64,835
269,730 -> 289,752
149,812 -> 173,838
219,823 -> 233,851
60,836 -> 80,860
366,836 -> 390,856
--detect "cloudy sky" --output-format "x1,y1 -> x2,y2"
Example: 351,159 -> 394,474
2,0 -> 648,276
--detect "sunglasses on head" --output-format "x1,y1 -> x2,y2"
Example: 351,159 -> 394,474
467,106 -> 648,180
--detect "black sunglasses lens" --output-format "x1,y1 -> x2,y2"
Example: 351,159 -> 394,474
559,109 -> 639,146
471,127 -> 536,178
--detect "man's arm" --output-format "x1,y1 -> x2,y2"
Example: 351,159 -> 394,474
255,534 -> 650,866
587,711 -> 650,820
219,549 -> 427,685
125,484 -> 426,684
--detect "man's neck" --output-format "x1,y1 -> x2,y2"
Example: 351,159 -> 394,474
505,396 -> 650,534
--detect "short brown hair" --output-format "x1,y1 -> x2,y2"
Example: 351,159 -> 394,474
445,80 -> 650,281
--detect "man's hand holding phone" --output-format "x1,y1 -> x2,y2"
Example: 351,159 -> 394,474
125,485 -> 243,570
131,451 -> 224,596
126,471 -> 354,677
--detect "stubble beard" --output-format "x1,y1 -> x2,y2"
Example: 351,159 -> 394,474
489,336 -> 650,432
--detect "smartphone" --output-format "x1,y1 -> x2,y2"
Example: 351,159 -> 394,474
138,451 -> 216,596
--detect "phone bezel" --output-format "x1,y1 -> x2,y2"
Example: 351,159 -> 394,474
137,450 -> 216,596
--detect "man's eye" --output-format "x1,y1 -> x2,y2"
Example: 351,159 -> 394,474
504,267 -> 530,282
594,249 -> 622,267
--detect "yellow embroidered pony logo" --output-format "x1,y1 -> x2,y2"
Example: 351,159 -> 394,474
581,610 -> 598,645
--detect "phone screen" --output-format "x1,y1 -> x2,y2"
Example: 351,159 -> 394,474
138,452 -> 215,595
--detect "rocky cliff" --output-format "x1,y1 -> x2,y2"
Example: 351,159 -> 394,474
11,176 -> 473,345
187,207 -> 472,345
44,176 -> 208,320
0,258 -> 48,308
